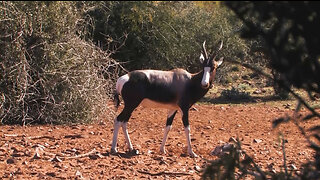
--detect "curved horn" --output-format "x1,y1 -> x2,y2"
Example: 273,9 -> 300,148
202,41 -> 208,60
211,40 -> 223,60
217,40 -> 223,51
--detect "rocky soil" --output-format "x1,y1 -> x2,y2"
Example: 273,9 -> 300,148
0,103 -> 318,179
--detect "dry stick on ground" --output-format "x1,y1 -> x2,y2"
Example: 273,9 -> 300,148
137,170 -> 191,177
3,134 -> 22,137
3,134 -> 55,140
37,148 -> 97,160
27,135 -> 56,140
63,148 -> 97,160
4,134 -> 97,160
64,134 -> 84,139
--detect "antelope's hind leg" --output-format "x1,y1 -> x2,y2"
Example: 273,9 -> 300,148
121,121 -> 133,152
111,102 -> 140,154
111,118 -> 122,154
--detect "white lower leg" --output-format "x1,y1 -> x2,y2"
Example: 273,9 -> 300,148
160,125 -> 172,154
111,119 -> 122,153
122,122 -> 133,151
184,126 -> 197,157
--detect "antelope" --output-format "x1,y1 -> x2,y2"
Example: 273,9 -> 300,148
111,40 -> 224,157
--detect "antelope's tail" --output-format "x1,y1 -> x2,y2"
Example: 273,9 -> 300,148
114,90 -> 120,111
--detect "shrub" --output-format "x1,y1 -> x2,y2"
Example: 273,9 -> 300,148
219,87 -> 252,102
0,2 -> 118,125
87,2 -> 252,74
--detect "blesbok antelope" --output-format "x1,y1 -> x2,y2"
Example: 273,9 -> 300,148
111,40 -> 224,157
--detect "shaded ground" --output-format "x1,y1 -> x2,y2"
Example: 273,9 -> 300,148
0,102 -> 318,179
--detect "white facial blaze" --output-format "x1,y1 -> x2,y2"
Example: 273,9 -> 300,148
201,67 -> 211,87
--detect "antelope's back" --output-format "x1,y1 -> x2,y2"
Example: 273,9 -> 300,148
117,69 -> 191,104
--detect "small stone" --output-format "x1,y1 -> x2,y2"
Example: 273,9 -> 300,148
194,165 -> 201,172
6,158 -> 16,164
89,153 -> 101,160
11,152 -> 23,157
46,172 -> 56,177
51,155 -> 62,162
253,139 -> 262,143
32,152 -> 41,159
147,150 -> 153,155
290,164 -> 297,170
210,146 -> 223,156
75,170 -> 83,179
229,137 -> 237,143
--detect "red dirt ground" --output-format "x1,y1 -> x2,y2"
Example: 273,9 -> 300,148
0,103 -> 318,179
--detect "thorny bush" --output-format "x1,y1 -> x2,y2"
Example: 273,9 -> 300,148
0,2 -> 119,125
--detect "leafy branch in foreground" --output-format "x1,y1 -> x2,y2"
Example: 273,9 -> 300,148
202,138 -> 266,180
202,135 -> 319,180
202,2 -> 320,179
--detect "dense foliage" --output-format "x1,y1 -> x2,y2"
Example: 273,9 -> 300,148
228,2 -> 320,94
87,1 -> 253,74
201,2 -> 320,179
0,2 -> 118,125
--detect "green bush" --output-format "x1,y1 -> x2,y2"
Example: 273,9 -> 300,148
87,2 -> 253,74
219,87 -> 252,102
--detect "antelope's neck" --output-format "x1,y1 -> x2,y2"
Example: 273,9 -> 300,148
189,70 -> 210,104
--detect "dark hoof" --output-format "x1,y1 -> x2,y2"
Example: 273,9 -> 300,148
128,149 -> 139,156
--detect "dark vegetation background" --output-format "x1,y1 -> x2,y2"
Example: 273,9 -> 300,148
0,1 -> 319,179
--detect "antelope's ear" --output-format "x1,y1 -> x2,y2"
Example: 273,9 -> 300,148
199,53 -> 205,63
216,57 -> 224,67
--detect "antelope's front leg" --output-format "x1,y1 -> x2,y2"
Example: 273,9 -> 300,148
160,125 -> 172,154
160,110 -> 177,154
184,126 -> 198,157
182,109 -> 198,158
